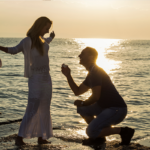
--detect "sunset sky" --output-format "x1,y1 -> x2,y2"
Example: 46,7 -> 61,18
0,0 -> 150,39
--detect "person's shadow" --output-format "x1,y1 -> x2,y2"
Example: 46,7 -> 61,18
82,142 -> 106,150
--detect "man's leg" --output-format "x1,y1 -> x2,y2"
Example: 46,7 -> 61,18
77,104 -> 106,145
86,107 -> 134,145
98,127 -> 121,137
98,126 -> 134,145
80,115 -> 94,124
86,107 -> 124,139
77,103 -> 103,125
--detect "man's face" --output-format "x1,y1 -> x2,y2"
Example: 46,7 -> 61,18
78,49 -> 91,66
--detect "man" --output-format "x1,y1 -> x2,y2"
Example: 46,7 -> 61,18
61,47 -> 134,145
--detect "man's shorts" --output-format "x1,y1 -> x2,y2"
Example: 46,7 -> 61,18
77,103 -> 127,139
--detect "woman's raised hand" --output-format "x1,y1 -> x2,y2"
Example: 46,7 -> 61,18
50,31 -> 55,39
61,64 -> 71,77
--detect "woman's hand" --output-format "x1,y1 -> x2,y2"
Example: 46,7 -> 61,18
50,31 -> 55,39
0,46 -> 8,53
74,100 -> 83,107
61,64 -> 71,77
0,58 -> 2,68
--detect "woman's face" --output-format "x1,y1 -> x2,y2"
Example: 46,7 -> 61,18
40,22 -> 51,36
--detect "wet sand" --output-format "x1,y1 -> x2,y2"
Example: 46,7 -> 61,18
0,122 -> 150,150
0,133 -> 150,150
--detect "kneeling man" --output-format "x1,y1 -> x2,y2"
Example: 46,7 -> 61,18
61,47 -> 134,145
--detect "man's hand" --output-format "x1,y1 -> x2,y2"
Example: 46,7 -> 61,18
74,100 -> 83,107
50,31 -> 55,39
61,64 -> 71,77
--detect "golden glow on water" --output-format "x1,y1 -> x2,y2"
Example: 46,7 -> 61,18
74,38 -> 122,74
79,119 -> 86,124
75,128 -> 117,142
106,137 -> 116,142
76,129 -> 87,136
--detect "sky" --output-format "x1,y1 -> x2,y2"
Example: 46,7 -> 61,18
0,0 -> 150,39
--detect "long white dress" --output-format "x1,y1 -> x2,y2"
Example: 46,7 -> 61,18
8,37 -> 53,139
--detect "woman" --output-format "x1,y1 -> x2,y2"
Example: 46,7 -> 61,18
0,16 -> 55,145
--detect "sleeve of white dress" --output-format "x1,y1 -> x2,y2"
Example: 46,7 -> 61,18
22,37 -> 32,78
8,39 -> 24,54
8,37 -> 32,78
43,37 -> 53,44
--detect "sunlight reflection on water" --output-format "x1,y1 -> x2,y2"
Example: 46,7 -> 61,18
74,38 -> 122,74
76,129 -> 87,137
1,38 -> 150,144
79,119 -> 86,124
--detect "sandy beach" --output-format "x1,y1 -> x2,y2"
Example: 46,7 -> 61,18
1,133 -> 150,150
0,121 -> 150,150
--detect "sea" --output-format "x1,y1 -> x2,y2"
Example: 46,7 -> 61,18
0,37 -> 150,144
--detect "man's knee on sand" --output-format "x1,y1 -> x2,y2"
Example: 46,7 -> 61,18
86,125 -> 101,139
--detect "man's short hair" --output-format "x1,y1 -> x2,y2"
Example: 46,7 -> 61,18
84,47 -> 98,61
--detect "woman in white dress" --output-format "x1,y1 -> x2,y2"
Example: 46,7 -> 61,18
0,16 -> 55,145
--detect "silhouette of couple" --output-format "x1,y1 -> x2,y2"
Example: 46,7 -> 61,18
0,16 -> 134,146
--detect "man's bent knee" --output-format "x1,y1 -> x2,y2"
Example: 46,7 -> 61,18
86,126 -> 101,139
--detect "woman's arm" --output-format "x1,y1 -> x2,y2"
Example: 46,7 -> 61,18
44,31 -> 55,44
0,46 -> 8,53
50,31 -> 55,40
2,38 -> 25,55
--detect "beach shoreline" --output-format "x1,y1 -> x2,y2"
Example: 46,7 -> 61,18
0,122 -> 150,150
1,38 -> 150,149
0,133 -> 150,150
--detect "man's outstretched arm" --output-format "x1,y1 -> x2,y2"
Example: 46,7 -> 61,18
61,65 -> 89,96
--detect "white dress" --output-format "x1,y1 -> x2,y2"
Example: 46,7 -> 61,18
8,37 -> 53,139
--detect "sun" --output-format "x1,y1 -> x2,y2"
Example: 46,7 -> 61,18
74,38 -> 121,74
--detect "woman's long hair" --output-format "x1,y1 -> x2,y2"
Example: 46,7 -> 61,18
27,17 -> 52,55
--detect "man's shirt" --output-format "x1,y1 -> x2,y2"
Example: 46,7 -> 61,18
83,65 -> 127,108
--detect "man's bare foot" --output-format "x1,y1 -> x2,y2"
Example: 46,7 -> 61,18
38,137 -> 51,144
15,136 -> 26,146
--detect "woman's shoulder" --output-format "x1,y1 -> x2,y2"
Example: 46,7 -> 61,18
20,36 -> 32,50
22,36 -> 32,44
